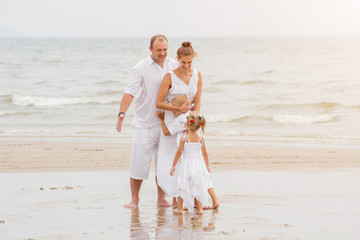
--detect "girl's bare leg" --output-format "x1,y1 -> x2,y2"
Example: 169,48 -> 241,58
174,197 -> 183,214
172,197 -> 178,209
208,187 -> 220,209
195,199 -> 203,215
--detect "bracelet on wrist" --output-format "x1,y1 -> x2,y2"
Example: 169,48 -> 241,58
118,112 -> 125,117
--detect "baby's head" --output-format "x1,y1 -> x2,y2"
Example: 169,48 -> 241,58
187,114 -> 206,133
172,94 -> 190,108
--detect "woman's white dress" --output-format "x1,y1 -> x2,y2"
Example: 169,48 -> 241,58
157,69 -> 198,198
176,136 -> 210,213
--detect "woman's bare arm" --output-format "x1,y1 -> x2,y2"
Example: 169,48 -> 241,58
156,73 -> 190,113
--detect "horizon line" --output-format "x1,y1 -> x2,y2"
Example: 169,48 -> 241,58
1,34 -> 360,39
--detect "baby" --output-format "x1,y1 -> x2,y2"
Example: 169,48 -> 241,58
159,94 -> 190,143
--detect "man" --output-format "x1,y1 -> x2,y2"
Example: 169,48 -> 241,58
116,35 -> 178,208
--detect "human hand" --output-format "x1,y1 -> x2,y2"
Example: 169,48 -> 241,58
157,110 -> 164,119
116,114 -> 125,132
170,166 -> 176,176
180,102 -> 190,113
189,102 -> 195,111
206,165 -> 211,173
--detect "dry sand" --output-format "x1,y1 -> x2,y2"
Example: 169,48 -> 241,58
1,138 -> 360,172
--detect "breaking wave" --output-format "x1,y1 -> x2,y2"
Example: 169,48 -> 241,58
206,114 -> 340,124
11,94 -> 119,106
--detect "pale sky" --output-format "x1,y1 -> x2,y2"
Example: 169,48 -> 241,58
1,0 -> 360,37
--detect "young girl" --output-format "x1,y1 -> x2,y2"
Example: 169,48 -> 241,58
170,114 -> 211,214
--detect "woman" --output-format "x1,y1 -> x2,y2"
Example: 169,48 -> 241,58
156,41 -> 202,115
156,42 -> 203,203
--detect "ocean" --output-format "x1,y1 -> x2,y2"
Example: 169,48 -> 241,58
1,37 -> 359,148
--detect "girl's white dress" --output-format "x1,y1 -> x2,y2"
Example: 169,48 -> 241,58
176,135 -> 210,213
157,69 -> 199,198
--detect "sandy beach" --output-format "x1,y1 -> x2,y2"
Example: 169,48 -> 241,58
1,136 -> 360,172
2,26 -> 360,240
1,136 -> 360,239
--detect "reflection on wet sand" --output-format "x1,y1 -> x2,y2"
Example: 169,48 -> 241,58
156,207 -> 218,240
130,207 -> 150,240
2,171 -> 359,239
129,206 -> 218,240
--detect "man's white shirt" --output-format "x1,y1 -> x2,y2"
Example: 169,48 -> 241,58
125,55 -> 178,128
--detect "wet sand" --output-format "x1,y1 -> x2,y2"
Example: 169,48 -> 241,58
1,171 -> 360,240
1,137 -> 360,239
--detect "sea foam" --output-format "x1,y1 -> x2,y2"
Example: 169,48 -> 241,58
272,114 -> 340,124
12,94 -> 118,106
206,114 -> 340,124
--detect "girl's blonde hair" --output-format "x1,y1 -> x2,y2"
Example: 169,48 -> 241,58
187,114 -> 206,133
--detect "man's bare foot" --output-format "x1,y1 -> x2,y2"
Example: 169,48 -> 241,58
124,199 -> 139,208
212,201 -> 220,209
203,206 -> 212,210
174,208 -> 183,214
157,199 -> 172,207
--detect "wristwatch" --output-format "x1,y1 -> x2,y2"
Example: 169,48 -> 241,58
118,112 -> 125,117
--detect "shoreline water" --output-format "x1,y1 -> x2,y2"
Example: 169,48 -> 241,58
2,132 -> 360,148
1,37 -> 360,148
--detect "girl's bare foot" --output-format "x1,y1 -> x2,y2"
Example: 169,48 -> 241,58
203,206 -> 212,210
172,198 -> 178,209
173,208 -> 183,214
195,199 -> 203,215
212,201 -> 220,209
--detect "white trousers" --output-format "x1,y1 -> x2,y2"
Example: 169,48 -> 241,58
130,124 -> 161,180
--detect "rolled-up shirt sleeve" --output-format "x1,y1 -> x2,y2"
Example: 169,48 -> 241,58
125,67 -> 142,98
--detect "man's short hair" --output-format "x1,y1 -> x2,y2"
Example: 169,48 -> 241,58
150,35 -> 168,48
172,94 -> 189,106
